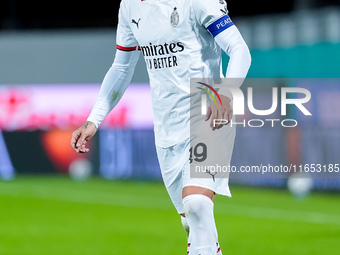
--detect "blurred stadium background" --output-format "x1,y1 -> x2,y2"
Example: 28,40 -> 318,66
0,1 -> 339,255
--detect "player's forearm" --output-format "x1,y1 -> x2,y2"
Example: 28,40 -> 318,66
214,26 -> 251,98
216,26 -> 251,80
225,42 -> 251,79
87,50 -> 139,128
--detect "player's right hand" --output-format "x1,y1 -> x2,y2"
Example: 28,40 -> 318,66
70,121 -> 98,153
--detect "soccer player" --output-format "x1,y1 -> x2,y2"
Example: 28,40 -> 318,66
71,0 -> 251,254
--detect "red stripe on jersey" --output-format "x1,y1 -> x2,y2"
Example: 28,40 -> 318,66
116,45 -> 138,51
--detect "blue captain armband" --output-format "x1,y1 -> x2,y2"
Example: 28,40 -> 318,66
207,15 -> 234,37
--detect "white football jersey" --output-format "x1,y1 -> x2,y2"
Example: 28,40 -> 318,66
117,0 -> 234,148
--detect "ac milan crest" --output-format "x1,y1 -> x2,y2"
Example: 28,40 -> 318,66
171,7 -> 179,27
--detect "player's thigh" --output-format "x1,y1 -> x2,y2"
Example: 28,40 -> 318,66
156,139 -> 189,213
183,125 -> 236,197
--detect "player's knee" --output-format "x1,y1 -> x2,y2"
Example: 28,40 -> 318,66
183,194 -> 213,221
183,197 -> 203,218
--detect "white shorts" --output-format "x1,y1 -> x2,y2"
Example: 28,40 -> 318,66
156,122 -> 236,214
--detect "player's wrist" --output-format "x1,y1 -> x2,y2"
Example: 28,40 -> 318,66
83,121 -> 98,131
85,117 -> 100,129
217,87 -> 233,101
219,94 -> 231,103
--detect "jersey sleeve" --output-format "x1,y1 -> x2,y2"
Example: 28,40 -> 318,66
193,0 -> 234,38
116,0 -> 139,51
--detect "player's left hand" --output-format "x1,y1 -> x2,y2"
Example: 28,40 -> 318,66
205,95 -> 232,130
71,121 -> 97,153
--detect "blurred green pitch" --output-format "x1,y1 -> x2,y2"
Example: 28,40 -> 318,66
0,176 -> 339,255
